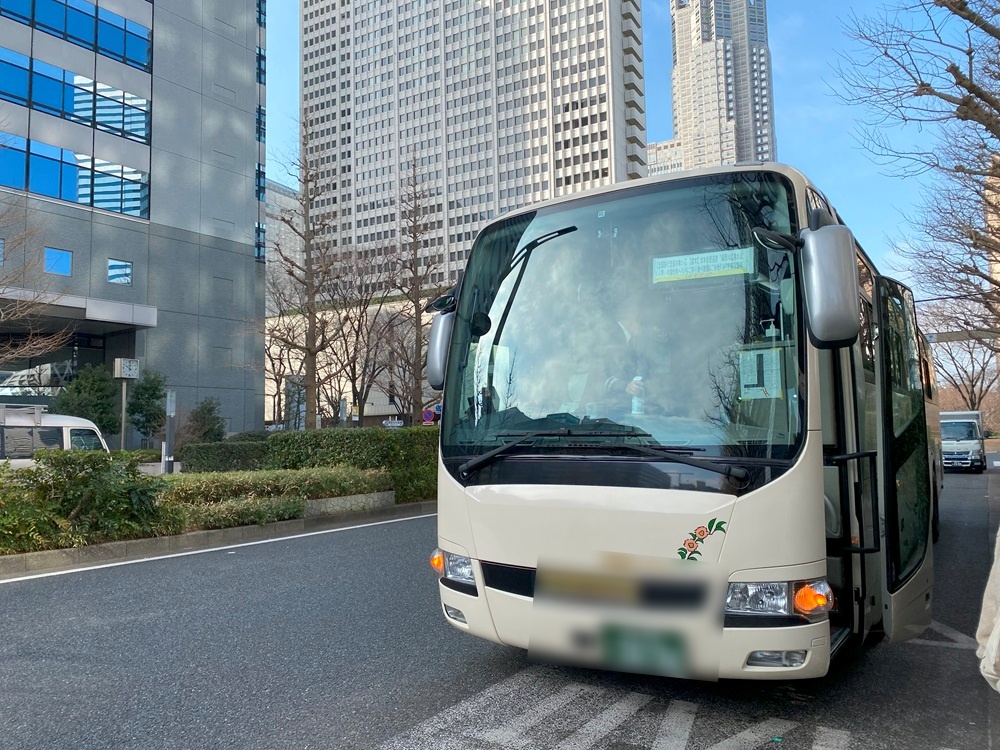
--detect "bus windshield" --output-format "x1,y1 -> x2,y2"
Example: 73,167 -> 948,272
441,171 -> 804,466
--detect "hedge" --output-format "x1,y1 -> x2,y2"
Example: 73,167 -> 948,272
159,466 -> 392,505
0,461 -> 394,555
0,451 -> 183,554
265,427 -> 438,502
177,441 -> 270,473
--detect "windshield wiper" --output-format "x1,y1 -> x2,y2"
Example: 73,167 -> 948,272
614,444 -> 751,482
458,427 -> 653,477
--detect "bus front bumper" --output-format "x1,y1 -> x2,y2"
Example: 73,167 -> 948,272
438,581 -> 831,681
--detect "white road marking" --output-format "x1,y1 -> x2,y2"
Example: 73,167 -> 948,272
705,720 -> 798,750
651,700 -> 698,750
908,620 -> 978,651
553,691 -> 652,750
813,726 -> 852,750
0,513 -> 437,585
473,683 -> 591,747
993,461 -> 1000,467
381,665 -> 977,750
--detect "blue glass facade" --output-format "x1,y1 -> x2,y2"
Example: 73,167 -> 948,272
0,131 -> 149,218
0,47 -> 150,142
0,0 -> 151,71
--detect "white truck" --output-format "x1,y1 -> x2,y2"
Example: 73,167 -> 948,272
0,404 -> 110,468
940,410 -> 987,473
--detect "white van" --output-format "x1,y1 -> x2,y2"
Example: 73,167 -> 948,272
0,404 -> 110,468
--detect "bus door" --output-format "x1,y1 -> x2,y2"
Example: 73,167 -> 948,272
820,325 -> 880,646
874,277 -> 933,642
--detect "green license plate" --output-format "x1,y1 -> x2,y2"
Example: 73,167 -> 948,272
601,624 -> 688,676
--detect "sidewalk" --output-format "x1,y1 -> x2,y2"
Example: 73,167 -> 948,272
0,500 -> 437,581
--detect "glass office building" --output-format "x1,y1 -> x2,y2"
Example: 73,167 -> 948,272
0,0 -> 266,437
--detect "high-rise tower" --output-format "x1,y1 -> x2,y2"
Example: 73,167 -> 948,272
300,0 -> 647,286
649,0 -> 774,175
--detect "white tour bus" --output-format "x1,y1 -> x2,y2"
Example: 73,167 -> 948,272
426,164 -> 940,680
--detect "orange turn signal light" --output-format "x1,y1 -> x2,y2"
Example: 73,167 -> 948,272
430,548 -> 445,576
794,581 -> 833,615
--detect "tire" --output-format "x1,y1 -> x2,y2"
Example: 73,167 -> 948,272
976,463 -> 987,474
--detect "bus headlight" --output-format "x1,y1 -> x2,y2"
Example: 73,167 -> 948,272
792,580 -> 834,618
443,551 -> 476,585
725,580 -> 834,619
726,582 -> 790,615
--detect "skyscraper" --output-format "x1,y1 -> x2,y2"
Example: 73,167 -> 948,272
300,0 -> 647,285
649,0 -> 775,174
0,0 -> 267,435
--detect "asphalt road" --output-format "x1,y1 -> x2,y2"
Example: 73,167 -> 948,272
0,465 -> 998,750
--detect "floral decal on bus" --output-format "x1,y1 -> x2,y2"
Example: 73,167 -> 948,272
677,518 -> 726,560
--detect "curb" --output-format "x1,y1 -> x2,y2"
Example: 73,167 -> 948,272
0,500 -> 437,581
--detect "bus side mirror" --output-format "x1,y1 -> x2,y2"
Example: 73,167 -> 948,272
427,312 -> 455,391
800,224 -> 861,349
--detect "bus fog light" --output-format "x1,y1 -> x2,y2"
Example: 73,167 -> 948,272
793,580 -> 834,617
443,551 -> 476,585
747,650 -> 807,668
726,582 -> 790,615
444,605 -> 467,624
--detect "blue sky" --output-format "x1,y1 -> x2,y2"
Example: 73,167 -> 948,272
266,0 -> 929,276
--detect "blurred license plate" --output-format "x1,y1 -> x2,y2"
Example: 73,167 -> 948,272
601,624 -> 687,676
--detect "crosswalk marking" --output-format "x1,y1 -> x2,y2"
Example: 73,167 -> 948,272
379,665 -> 962,750
909,620 -> 978,651
473,683 -> 591,747
652,700 -> 698,750
812,727 -> 852,750
553,692 -> 652,750
705,720 -> 797,750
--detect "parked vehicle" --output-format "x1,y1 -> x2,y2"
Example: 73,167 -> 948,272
940,411 -> 986,474
0,404 -> 110,468
426,163 -> 939,681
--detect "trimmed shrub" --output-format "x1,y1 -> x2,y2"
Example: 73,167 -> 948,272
159,466 -> 392,505
181,497 -> 306,530
265,427 -> 438,502
225,430 -> 271,442
177,441 -> 270,473
111,449 -> 163,463
0,451 -> 182,554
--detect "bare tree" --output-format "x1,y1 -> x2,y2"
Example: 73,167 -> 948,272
923,301 -> 1000,410
0,188 -> 72,373
325,245 -> 400,425
264,126 -> 346,430
378,157 -> 448,423
836,2 -> 1000,335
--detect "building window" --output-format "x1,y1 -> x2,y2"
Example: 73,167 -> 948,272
107,258 -> 132,285
256,105 -> 266,143
0,0 -> 151,72
257,0 -> 266,27
0,129 -> 149,218
0,47 -> 150,142
255,165 -> 266,201
256,47 -> 266,85
44,247 -> 72,276
0,237 -> 4,265
255,222 -> 266,261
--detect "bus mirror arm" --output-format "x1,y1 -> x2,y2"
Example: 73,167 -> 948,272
752,227 -> 801,253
